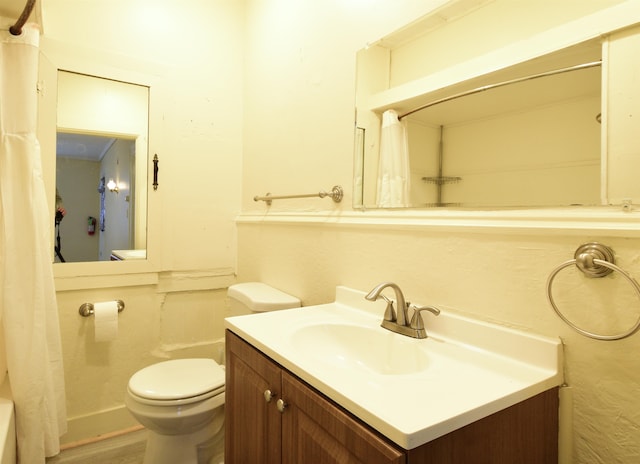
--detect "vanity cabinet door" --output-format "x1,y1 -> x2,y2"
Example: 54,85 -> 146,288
226,331 -> 282,464
281,370 -> 405,464
226,330 -> 406,464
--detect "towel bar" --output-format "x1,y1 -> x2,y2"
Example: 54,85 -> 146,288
254,185 -> 343,206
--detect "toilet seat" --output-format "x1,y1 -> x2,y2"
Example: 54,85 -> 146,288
128,358 -> 225,406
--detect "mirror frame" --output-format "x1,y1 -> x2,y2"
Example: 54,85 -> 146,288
354,2 -> 640,217
39,37 -> 162,289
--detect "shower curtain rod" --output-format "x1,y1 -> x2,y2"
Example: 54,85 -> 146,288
398,60 -> 602,120
9,0 -> 36,36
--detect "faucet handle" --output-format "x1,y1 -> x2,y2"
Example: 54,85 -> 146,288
409,304 -> 441,330
379,294 -> 396,322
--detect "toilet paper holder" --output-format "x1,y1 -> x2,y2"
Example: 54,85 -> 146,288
79,300 -> 125,317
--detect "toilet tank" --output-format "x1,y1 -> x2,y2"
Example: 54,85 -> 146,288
228,282 -> 301,315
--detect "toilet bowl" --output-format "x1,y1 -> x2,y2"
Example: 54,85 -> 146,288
125,358 -> 225,464
125,282 -> 300,464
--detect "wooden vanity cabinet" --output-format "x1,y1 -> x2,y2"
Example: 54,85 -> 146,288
226,330 -> 404,464
225,330 -> 558,464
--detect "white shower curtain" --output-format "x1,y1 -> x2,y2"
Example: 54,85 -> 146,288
0,19 -> 67,462
376,109 -> 410,207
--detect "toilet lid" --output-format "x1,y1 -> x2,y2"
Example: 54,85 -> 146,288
128,358 -> 225,401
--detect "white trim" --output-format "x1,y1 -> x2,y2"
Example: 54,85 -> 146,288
236,207 -> 640,236
54,267 -> 236,292
601,36 -> 610,205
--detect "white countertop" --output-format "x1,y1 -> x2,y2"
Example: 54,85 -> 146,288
110,249 -> 146,260
225,286 -> 562,449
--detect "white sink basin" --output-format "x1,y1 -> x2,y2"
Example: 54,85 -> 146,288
291,323 -> 430,375
225,286 -> 562,449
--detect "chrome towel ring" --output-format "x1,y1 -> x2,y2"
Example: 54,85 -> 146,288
547,242 -> 640,341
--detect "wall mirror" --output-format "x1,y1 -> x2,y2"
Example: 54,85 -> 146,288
353,3 -> 640,211
55,70 -> 149,263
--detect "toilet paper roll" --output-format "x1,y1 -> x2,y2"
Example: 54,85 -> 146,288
94,301 -> 119,342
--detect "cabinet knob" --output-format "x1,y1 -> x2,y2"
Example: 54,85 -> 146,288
276,398 -> 287,413
264,389 -> 275,403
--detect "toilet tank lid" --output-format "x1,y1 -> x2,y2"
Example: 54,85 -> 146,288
228,282 -> 301,312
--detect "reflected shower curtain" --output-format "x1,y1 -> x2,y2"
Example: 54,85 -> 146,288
376,109 -> 410,207
0,20 -> 67,462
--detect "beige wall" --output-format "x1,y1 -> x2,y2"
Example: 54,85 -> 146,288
55,156 -> 101,262
33,0 -> 640,462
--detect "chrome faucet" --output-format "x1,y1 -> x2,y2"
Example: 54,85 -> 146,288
366,282 -> 409,326
365,282 -> 440,339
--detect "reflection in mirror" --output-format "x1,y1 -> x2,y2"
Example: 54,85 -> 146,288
355,40 -> 602,209
56,132 -> 137,262
352,0 -> 632,212
402,63 -> 601,208
55,71 -> 149,263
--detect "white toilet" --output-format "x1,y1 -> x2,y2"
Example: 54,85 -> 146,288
125,282 -> 301,464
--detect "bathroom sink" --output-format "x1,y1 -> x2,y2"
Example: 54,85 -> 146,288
291,323 -> 429,375
225,285 -> 562,449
